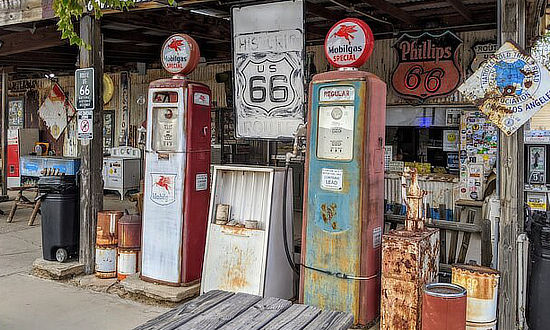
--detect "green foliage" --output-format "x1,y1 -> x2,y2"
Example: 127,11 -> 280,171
53,0 -> 176,48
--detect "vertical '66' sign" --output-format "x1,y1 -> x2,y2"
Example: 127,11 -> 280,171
232,0 -> 304,139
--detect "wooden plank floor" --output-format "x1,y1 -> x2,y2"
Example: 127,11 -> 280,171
134,290 -> 354,330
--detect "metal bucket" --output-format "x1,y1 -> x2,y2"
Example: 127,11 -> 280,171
422,283 -> 467,330
466,320 -> 497,329
95,245 -> 117,278
97,210 -> 123,245
117,249 -> 139,281
452,264 -> 500,324
118,214 -> 142,250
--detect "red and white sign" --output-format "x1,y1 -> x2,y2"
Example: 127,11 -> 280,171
161,34 -> 200,75
391,31 -> 462,101
150,173 -> 176,205
324,18 -> 374,68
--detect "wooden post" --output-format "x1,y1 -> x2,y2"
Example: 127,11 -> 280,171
79,15 -> 104,274
1,68 -> 7,196
498,0 -> 525,328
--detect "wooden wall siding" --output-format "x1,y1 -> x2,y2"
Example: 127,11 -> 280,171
309,29 -> 497,106
0,0 -> 53,27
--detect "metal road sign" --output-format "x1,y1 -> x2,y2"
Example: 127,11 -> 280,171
75,68 -> 95,111
459,41 -> 550,136
232,0 -> 305,139
78,110 -> 93,140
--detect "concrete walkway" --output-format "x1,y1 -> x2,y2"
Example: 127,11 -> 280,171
0,192 -> 168,330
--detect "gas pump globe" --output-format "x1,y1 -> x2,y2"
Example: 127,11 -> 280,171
300,18 -> 386,326
140,34 -> 211,286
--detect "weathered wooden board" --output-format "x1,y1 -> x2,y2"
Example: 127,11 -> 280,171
218,297 -> 291,330
134,290 -> 354,330
177,292 -> 262,330
134,290 -> 234,330
302,310 -> 354,330
261,304 -> 321,330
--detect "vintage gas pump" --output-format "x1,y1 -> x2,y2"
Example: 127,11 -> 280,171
299,18 -> 386,326
141,34 -> 211,285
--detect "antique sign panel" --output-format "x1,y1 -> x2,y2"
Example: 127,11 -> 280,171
8,98 -> 24,129
458,42 -> 550,136
470,42 -> 498,73
232,0 -> 304,139
38,83 -> 74,140
391,31 -> 463,101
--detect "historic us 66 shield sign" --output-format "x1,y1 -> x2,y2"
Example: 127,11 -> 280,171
239,56 -> 298,117
232,0 -> 304,139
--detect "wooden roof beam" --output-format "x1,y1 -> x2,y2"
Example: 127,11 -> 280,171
445,0 -> 474,23
0,26 -> 67,56
306,1 -> 342,21
358,0 -> 418,25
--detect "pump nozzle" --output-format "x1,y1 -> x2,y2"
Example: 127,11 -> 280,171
285,123 -> 308,165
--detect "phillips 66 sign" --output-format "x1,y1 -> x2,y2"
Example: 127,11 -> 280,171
232,0 -> 305,139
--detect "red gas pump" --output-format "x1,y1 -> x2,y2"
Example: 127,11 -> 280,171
141,34 -> 212,285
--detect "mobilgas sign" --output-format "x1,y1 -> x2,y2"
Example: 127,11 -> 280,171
161,34 -> 200,75
324,18 -> 374,68
391,31 -> 463,101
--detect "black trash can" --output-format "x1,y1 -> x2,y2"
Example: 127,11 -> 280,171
38,175 -> 79,262
527,210 -> 550,330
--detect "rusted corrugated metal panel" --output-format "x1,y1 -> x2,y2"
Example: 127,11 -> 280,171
309,29 -> 497,105
381,228 -> 440,330
452,264 -> 500,324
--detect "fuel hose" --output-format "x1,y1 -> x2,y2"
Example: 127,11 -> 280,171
281,164 -> 378,281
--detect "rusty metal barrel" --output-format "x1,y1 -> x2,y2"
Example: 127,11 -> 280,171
95,210 -> 123,278
117,214 -> 142,280
96,210 -> 123,245
96,245 -> 117,278
117,249 -> 140,281
452,264 -> 500,328
421,283 -> 467,330
118,214 -> 142,250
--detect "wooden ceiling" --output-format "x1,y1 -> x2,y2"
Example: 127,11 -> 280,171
0,0 -> 503,77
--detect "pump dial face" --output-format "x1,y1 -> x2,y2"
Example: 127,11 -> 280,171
331,107 -> 343,120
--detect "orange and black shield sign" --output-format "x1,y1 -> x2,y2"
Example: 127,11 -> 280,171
391,31 -> 463,101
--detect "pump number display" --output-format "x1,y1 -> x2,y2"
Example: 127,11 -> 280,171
317,105 -> 354,160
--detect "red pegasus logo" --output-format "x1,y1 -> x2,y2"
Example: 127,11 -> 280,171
168,39 -> 184,52
155,176 -> 171,192
333,24 -> 358,44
